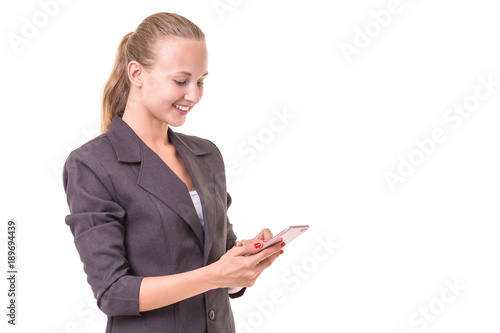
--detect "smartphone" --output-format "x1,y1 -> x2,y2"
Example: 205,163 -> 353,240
254,225 -> 309,254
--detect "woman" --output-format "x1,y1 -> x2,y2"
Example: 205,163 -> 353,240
63,12 -> 284,333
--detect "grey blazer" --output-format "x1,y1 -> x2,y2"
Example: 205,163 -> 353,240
63,112 -> 244,333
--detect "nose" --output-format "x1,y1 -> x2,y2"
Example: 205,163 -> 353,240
184,83 -> 202,104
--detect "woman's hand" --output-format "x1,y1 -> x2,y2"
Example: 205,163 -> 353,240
138,230 -> 283,311
235,228 -> 274,247
209,237 -> 284,289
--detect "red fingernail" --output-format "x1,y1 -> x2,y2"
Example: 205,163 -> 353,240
254,243 -> 262,249
281,242 -> 286,248
279,249 -> 284,254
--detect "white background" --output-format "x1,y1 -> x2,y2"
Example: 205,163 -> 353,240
1,0 -> 499,332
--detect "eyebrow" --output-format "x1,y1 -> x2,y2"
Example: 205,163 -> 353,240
176,71 -> 209,77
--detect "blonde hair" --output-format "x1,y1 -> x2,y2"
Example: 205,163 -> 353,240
100,12 -> 205,133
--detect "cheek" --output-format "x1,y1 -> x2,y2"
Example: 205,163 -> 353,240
164,83 -> 185,100
151,86 -> 176,106
141,81 -> 162,103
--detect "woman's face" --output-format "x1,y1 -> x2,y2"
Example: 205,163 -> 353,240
138,37 -> 208,127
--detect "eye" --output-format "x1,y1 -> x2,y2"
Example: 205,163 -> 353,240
174,80 -> 187,86
197,81 -> 204,86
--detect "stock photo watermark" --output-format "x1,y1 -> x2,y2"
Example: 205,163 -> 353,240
235,234 -> 340,332
49,296 -> 102,333
340,0 -> 417,64
397,278 -> 466,333
384,73 -> 499,192
5,219 -> 18,325
7,0 -> 72,54
225,105 -> 296,183
212,0 -> 245,21
54,107 -> 295,184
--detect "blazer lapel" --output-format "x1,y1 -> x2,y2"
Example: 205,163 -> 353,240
169,129 -> 217,265
137,145 -> 205,249
106,113 -> 207,250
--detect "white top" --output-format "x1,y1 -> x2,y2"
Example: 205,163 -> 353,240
189,190 -> 204,228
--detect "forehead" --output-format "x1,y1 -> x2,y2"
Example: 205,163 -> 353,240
151,37 -> 208,76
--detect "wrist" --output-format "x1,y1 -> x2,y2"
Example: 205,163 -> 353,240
204,262 -> 223,290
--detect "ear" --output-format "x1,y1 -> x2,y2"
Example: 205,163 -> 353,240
127,61 -> 143,87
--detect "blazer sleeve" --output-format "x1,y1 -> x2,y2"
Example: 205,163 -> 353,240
224,192 -> 247,299
224,192 -> 237,251
62,149 -> 143,317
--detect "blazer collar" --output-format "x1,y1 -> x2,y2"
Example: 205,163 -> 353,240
105,112 -> 216,253
106,112 -> 210,162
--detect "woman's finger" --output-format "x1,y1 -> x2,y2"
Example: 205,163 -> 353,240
231,241 -> 266,257
259,228 -> 273,241
256,250 -> 282,271
250,240 -> 283,262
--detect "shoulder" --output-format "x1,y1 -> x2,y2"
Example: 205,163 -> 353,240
63,133 -> 116,176
173,131 -> 228,176
174,131 -> 224,158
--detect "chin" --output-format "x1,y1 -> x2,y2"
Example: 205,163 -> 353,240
167,116 -> 188,128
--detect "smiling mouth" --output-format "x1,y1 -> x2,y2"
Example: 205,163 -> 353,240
173,103 -> 190,111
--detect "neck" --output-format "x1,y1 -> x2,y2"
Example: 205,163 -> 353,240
122,100 -> 171,150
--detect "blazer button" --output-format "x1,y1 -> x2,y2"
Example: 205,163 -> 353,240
208,309 -> 216,321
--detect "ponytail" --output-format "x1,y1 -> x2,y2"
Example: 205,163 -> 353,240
100,13 -> 205,133
100,32 -> 133,134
